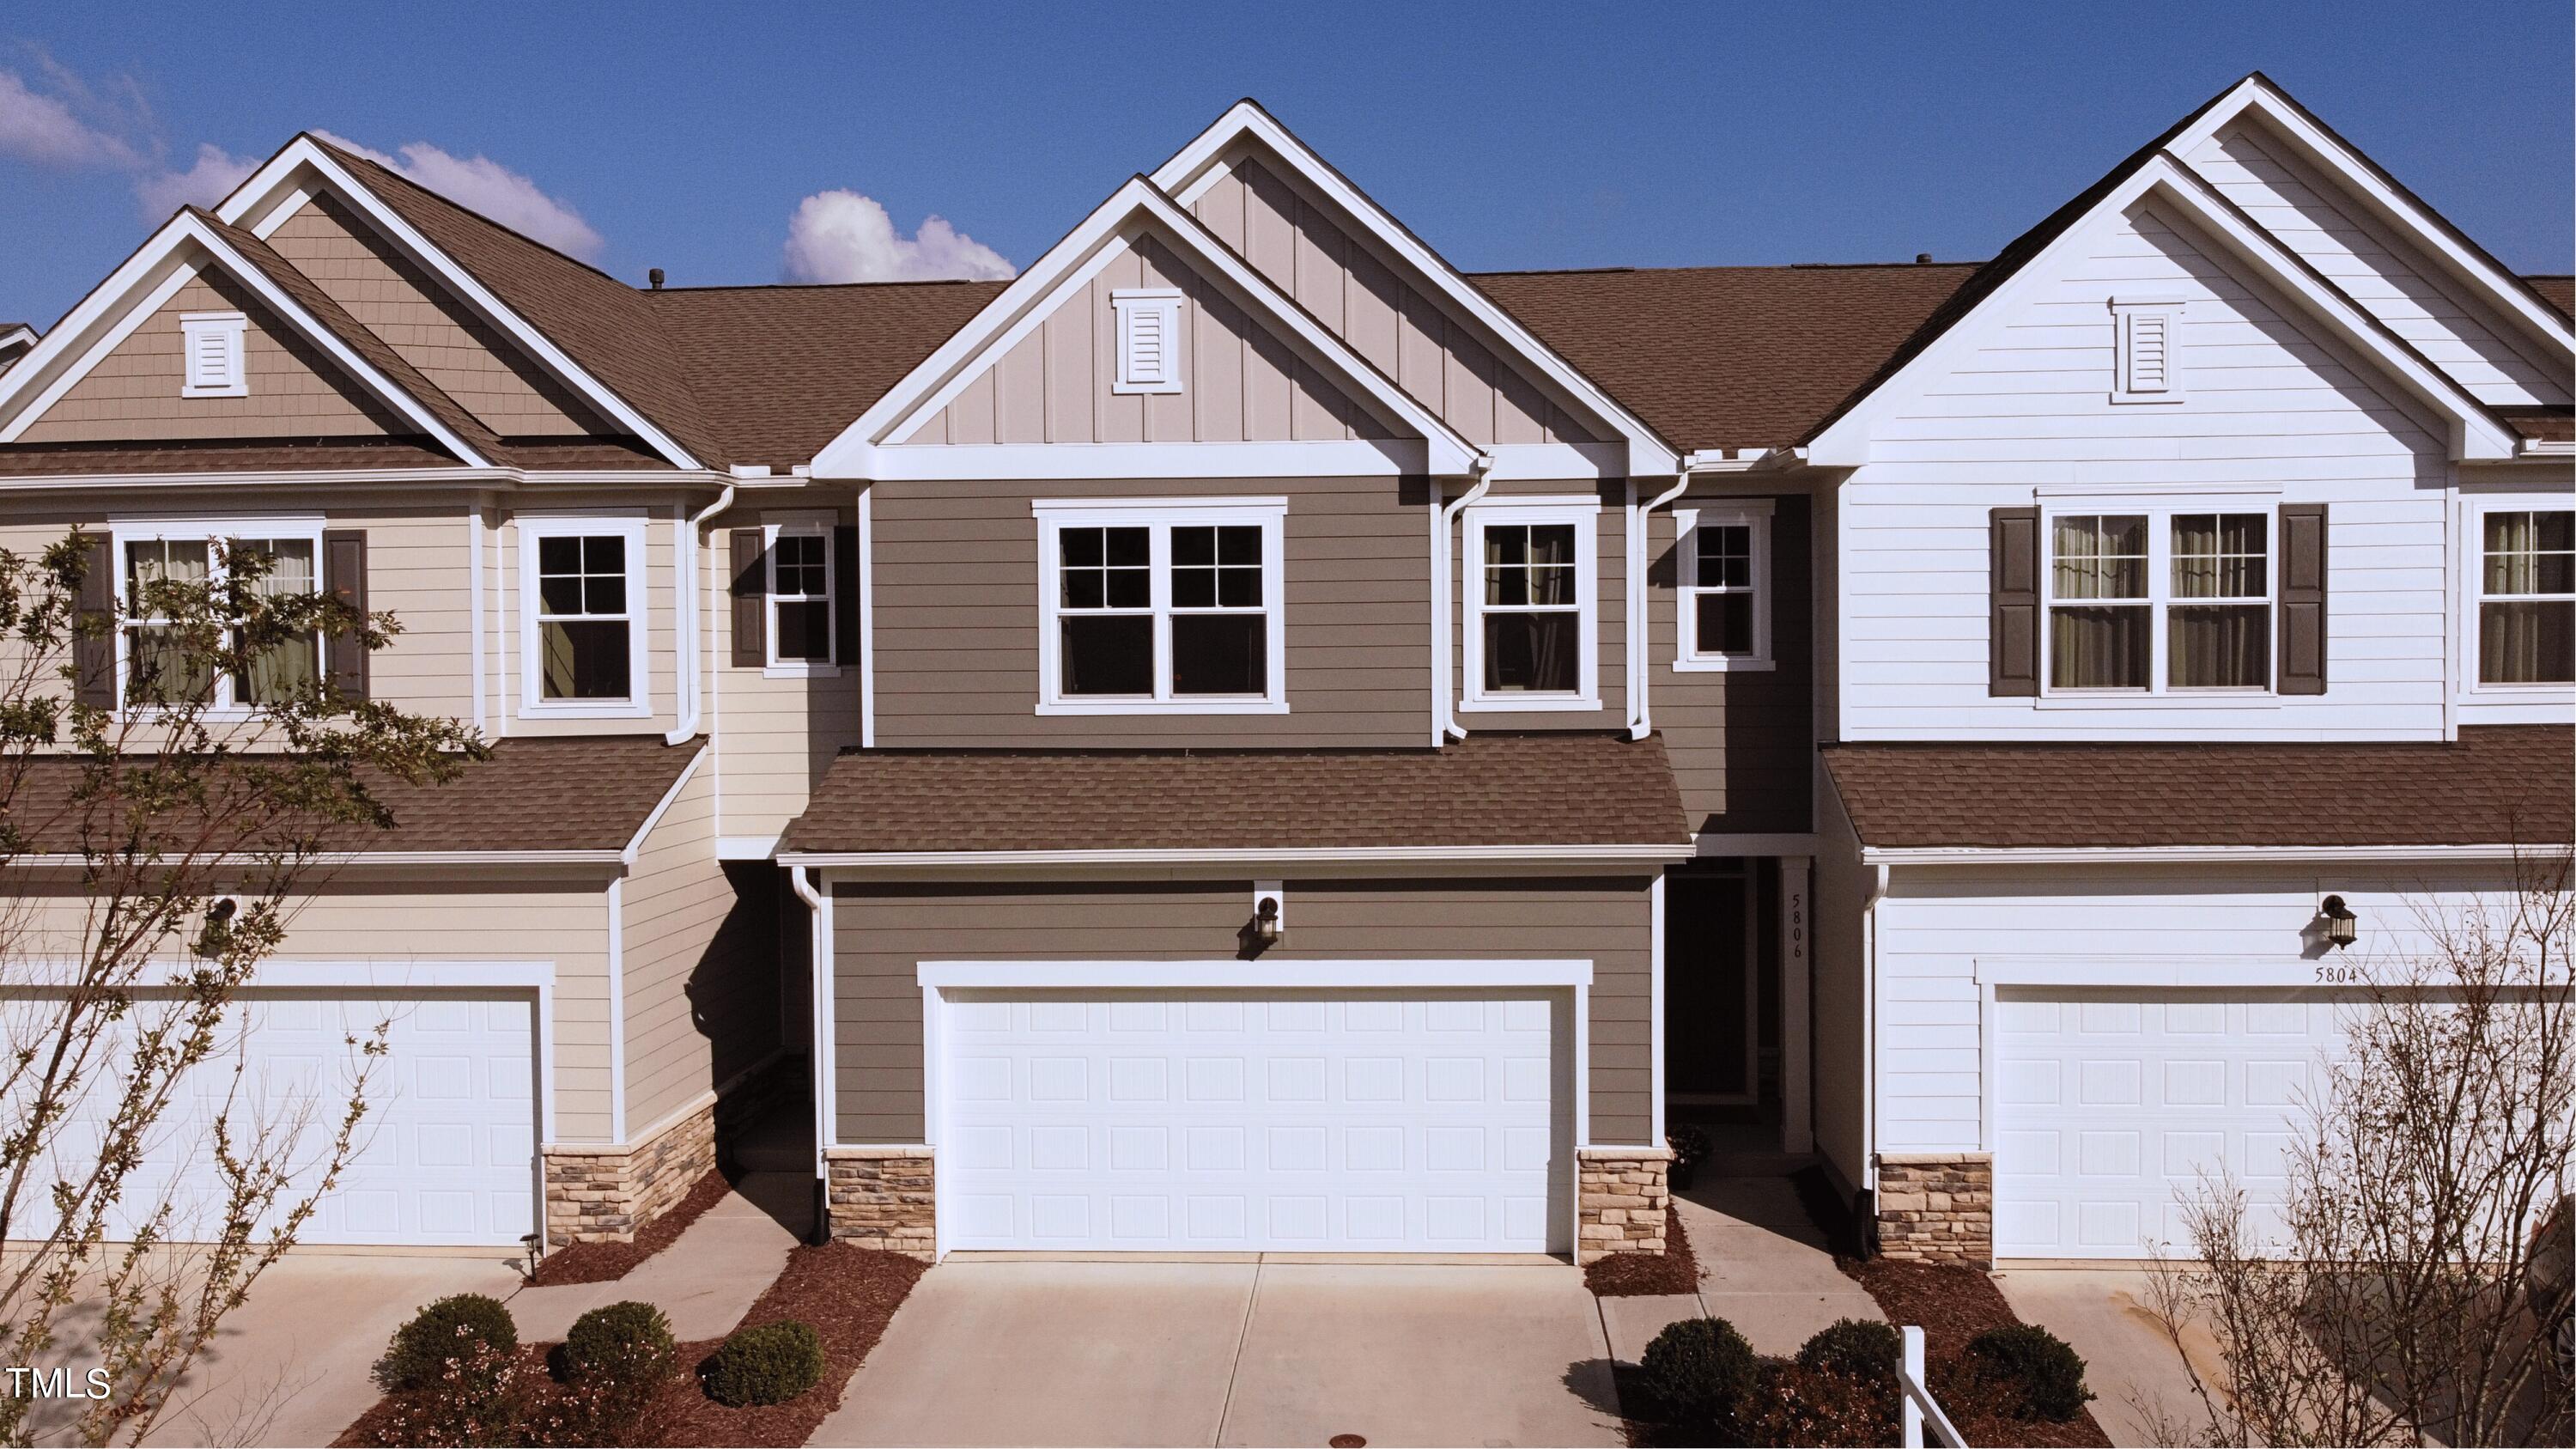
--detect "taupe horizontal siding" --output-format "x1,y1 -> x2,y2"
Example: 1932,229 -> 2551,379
1446,478 -> 1626,730
831,876 -> 1653,1147
1649,492 -> 1814,833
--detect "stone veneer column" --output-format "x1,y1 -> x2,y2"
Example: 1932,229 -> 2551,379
1874,1152 -> 1994,1266
541,1096 -> 720,1246
825,1146 -> 938,1259
1576,1145 -> 1674,1264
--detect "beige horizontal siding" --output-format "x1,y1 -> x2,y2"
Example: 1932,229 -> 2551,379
620,754 -> 778,1132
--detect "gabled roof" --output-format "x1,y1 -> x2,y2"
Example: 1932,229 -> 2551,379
1151,100 -> 1680,476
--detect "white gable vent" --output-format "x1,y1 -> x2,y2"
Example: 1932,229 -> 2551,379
179,312 -> 248,398
1112,288 -> 1184,395
2110,297 -> 2184,404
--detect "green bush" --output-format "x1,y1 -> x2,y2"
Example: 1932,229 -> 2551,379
562,1300 -> 677,1384
375,1294 -> 519,1393
1795,1318 -> 1902,1384
1637,1316 -> 1759,1428
702,1320 -> 824,1408
374,1333 -> 526,1446
1959,1323 -> 2093,1422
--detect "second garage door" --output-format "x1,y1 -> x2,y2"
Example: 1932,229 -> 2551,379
935,989 -> 1569,1254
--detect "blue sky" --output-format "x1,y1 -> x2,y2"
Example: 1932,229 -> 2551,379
3,2 -> 2568,329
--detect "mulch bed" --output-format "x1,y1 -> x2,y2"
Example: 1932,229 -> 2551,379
1838,1258 -> 2113,1449
522,1167 -> 732,1287
1586,1205 -> 1701,1296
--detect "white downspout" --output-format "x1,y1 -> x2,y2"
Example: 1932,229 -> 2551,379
1861,860 -> 1887,1198
1434,455 -> 1495,743
790,864 -> 831,1238
664,483 -> 737,746
1630,469 -> 1697,740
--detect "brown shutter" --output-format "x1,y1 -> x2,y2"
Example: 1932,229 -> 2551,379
322,529 -> 368,699
2277,503 -> 2328,695
729,527 -> 765,667
833,525 -> 859,668
1989,507 -> 2041,696
72,534 -> 115,708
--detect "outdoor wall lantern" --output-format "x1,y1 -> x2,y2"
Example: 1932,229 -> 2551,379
2318,894 -> 2359,951
1252,885 -> 1285,947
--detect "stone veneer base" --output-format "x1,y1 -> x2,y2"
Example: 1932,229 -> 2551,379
541,1056 -> 797,1246
825,1146 -> 938,1260
1577,1146 -> 1674,1264
1874,1152 -> 1994,1266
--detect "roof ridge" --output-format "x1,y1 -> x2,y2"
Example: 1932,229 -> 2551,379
647,278 -> 1012,295
1471,260 -> 1988,278
306,135 -> 640,292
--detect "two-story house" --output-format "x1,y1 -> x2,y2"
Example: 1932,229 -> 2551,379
0,74 -> 2564,1266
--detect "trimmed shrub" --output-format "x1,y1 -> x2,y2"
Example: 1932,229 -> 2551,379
373,1333 -> 525,1447
375,1294 -> 519,1393
1637,1316 -> 1759,1428
1959,1323 -> 2093,1422
1795,1318 -> 1902,1384
1735,1359 -> 1899,1447
562,1300 -> 677,1384
702,1320 -> 824,1408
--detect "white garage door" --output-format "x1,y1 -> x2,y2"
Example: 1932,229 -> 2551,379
937,990 -> 1567,1253
9,991 -> 538,1247
1994,989 -> 2346,1258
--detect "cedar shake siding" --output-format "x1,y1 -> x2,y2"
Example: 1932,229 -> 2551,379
830,876 -> 1657,1148
1648,492 -> 1814,833
870,474 -> 1434,748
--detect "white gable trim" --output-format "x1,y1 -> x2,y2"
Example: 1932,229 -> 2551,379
0,324 -> 35,356
0,213 -> 492,466
210,137 -> 702,469
813,176 -> 1479,479
2172,77 -> 2575,360
1151,103 -> 1680,478
1807,155 -> 2518,467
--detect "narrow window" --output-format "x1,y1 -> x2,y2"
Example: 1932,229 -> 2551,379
1481,522 -> 1582,693
1111,289 -> 1184,394
1677,506 -> 1772,667
122,538 -> 215,703
769,530 -> 833,664
227,536 -> 319,702
2048,514 -> 2150,689
179,313 -> 247,398
535,533 -> 633,700
2480,508 -> 2575,685
2167,513 -> 2269,688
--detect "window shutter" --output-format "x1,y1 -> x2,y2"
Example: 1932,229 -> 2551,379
2277,503 -> 2328,695
72,534 -> 114,708
1989,507 -> 2041,697
729,527 -> 765,667
323,529 -> 368,699
833,525 -> 860,667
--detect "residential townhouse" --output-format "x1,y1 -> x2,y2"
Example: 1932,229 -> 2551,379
0,73 -> 2565,1267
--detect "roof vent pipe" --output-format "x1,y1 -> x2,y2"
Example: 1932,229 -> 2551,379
648,268 -> 665,289
1915,253 -> 1933,265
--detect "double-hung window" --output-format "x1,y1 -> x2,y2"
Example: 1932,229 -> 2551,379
2476,508 -> 2574,685
520,515 -> 650,716
768,517 -> 835,669
1463,500 -> 1599,709
2045,508 -> 2271,692
114,521 -> 324,709
1675,502 -> 1772,670
1035,500 -> 1285,713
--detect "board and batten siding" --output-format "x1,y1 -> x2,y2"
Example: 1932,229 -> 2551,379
894,235 -> 1394,447
1446,478 -> 1626,732
1189,156 -> 1599,447
831,876 -> 1655,1148
1839,198 -> 2451,741
2183,125 -> 2568,409
1648,492 -> 1814,833
870,474 -> 1432,747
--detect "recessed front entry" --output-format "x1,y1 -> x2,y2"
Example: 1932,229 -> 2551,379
932,987 -> 1575,1254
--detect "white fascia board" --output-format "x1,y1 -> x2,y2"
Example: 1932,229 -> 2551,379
1485,442 -> 1629,480
1149,104 -> 1680,477
9,849 -> 625,869
214,139 -> 701,470
716,834 -> 781,861
920,958 -> 1593,990
785,842 -> 1695,869
849,439 -> 1427,481
2169,80 -> 2575,358
813,177 -> 1477,478
1806,156 -> 2517,466
0,466 -> 727,494
0,325 -> 34,354
1862,843 -> 2537,866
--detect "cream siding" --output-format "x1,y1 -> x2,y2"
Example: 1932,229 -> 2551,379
620,753 -> 777,1132
709,504 -> 862,843
495,505 -> 684,738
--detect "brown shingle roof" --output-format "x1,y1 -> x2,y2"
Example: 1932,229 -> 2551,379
1472,264 -> 1979,453
2528,276 -> 2573,319
781,733 -> 1689,855
0,439 -> 459,474
2496,405 -> 2575,443
3,736 -> 697,855
1822,727 -> 2573,850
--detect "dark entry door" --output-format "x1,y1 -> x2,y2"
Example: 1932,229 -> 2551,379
1665,864 -> 1757,1102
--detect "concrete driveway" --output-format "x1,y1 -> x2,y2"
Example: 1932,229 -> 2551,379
817,1257 -> 1625,1447
1994,1268 -> 2227,1447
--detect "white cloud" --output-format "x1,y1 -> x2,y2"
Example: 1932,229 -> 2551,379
313,131 -> 604,259
781,189 -> 1015,283
0,67 -> 143,168
135,142 -> 258,217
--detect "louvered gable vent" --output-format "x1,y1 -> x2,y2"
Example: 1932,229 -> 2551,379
1112,288 -> 1183,394
179,312 -> 247,398
2111,298 -> 2184,404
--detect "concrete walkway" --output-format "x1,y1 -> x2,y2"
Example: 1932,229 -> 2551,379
510,1173 -> 803,1342
1995,1268 -> 2221,1446
816,1257 -> 1624,1447
1597,1177 -> 1886,1367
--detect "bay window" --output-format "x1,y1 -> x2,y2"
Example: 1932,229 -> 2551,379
1036,500 -> 1285,713
2477,508 -> 2574,685
1462,500 -> 1598,709
2045,508 -> 2271,693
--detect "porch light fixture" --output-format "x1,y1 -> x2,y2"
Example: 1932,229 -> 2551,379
1251,881 -> 1285,947
2318,894 -> 2358,951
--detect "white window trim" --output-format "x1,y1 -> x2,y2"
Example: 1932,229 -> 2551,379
1033,497 -> 1287,715
179,311 -> 247,399
1110,288 -> 1185,396
2038,501 -> 2278,700
107,515 -> 325,717
1461,498 -> 1601,711
2109,295 -> 2186,405
762,510 -> 840,679
2462,496 -> 2576,697
1673,501 -> 1775,672
517,514 -> 653,720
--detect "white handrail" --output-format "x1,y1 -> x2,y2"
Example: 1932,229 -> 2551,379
1900,1325 -> 1967,1449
